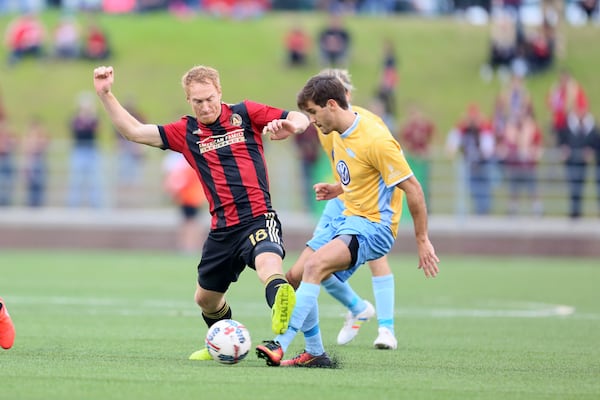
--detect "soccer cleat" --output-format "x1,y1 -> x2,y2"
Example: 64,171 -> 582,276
0,297 -> 16,350
280,351 -> 333,368
188,347 -> 213,361
271,283 -> 296,334
255,340 -> 283,366
373,327 -> 398,350
337,300 -> 375,345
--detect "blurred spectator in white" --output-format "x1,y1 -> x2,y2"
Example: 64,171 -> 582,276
52,14 -> 81,60
22,116 -> 50,207
284,24 -> 311,67
446,104 -> 496,215
497,104 -> 544,216
481,4 -> 518,82
67,92 -> 104,208
558,104 -> 597,219
3,11 -> 46,66
547,69 -> 588,146
318,12 -> 351,68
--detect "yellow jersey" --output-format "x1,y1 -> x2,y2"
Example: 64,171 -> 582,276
321,108 -> 411,237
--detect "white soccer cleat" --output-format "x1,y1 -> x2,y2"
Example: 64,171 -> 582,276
373,327 -> 398,350
336,300 -> 375,345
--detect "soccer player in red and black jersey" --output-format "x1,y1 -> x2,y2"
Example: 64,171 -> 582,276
93,65 -> 309,361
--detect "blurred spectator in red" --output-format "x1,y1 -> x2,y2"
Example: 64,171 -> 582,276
318,12 -> 351,68
285,24 -> 310,67
375,38 -> 399,129
4,12 -> 46,66
82,21 -> 111,60
163,151 -> 207,254
523,20 -> 555,75
294,123 -> 322,214
398,104 -> 435,207
497,104 -> 544,216
558,104 -> 597,219
52,15 -> 81,60
446,104 -> 496,215
22,116 -> 50,207
547,69 -> 588,145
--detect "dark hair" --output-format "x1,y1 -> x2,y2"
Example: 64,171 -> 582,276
297,75 -> 349,111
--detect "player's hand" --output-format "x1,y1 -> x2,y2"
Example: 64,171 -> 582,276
314,182 -> 342,201
93,65 -> 114,95
417,239 -> 440,278
262,119 -> 296,140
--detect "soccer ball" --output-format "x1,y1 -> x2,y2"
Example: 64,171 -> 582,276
205,319 -> 251,364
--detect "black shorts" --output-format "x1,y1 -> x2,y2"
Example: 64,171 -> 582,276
197,212 -> 285,293
181,205 -> 199,220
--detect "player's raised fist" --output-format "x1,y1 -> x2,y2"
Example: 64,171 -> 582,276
93,66 -> 114,94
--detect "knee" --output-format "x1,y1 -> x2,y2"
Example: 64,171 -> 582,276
303,256 -> 326,283
194,288 -> 212,310
285,269 -> 300,289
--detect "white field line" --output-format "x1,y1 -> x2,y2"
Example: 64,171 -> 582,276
6,295 -> 593,319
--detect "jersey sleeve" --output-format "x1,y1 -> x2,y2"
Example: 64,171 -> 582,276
158,117 -> 189,152
244,100 -> 288,133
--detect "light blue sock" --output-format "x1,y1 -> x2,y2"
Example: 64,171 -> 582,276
372,274 -> 395,332
322,275 -> 366,316
276,282 -> 320,352
302,304 -> 325,356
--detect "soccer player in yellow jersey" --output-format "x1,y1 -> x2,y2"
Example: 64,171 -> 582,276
257,74 -> 440,367
309,69 -> 398,350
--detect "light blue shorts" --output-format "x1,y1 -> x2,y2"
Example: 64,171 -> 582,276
312,197 -> 345,237
307,205 -> 395,282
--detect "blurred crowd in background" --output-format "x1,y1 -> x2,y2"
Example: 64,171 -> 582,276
0,0 -> 598,21
1,0 -> 599,222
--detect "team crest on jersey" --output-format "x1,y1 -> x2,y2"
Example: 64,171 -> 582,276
336,160 -> 350,185
230,113 -> 242,127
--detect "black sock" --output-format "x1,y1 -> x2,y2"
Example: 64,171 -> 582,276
265,274 -> 288,308
202,302 -> 232,327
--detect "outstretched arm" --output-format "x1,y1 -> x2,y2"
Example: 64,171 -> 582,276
397,176 -> 440,278
262,110 -> 309,140
93,66 -> 163,148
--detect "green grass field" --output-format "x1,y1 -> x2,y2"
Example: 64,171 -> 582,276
1,250 -> 599,400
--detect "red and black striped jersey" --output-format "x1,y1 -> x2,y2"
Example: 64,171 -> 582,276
159,100 -> 288,230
